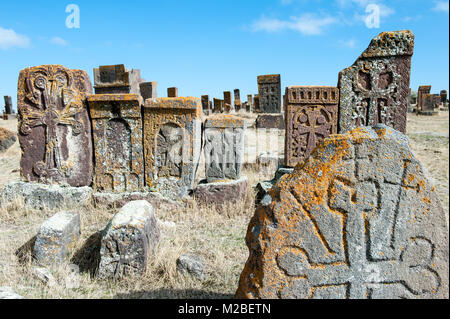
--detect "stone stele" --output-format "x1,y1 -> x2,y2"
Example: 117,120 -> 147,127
97,200 -> 160,279
204,115 -> 246,183
88,94 -> 145,193
17,65 -> 93,187
143,97 -> 202,197
284,86 -> 339,167
338,31 -> 415,134
93,64 -> 144,95
257,74 -> 281,113
236,125 -> 448,299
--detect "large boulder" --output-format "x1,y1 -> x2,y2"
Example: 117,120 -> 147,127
236,125 -> 449,299
97,200 -> 160,279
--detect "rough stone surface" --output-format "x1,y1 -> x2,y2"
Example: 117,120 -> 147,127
236,125 -> 449,299
34,211 -> 81,266
258,75 -> 281,113
140,81 -> 158,100
93,191 -> 182,210
417,86 -> 431,112
143,97 -> 202,197
17,65 -> 93,187
224,91 -> 232,113
285,86 -> 339,167
167,87 -> 178,98
0,287 -> 24,299
98,200 -> 160,279
213,98 -> 223,113
4,96 -> 13,114
0,181 -> 92,210
440,90 -> 447,103
234,89 -> 241,111
194,176 -> 248,208
338,31 -> 414,134
0,127 -> 17,153
204,115 -> 246,183
254,95 -> 261,113
255,114 -> 285,129
88,94 -> 145,192
255,167 -> 294,207
201,95 -> 210,115
177,254 -> 205,280
94,64 -> 144,94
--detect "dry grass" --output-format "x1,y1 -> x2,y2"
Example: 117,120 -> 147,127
0,111 -> 448,299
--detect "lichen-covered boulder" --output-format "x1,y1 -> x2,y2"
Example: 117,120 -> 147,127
33,211 -> 81,266
0,127 -> 17,153
97,200 -> 160,279
236,125 -> 448,299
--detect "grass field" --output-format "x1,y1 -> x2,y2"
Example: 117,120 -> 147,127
0,111 -> 448,299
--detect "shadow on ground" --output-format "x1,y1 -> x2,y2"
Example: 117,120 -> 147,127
115,289 -> 234,299
71,231 -> 102,277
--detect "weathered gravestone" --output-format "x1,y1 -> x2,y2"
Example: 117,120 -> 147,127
88,94 -> 145,192
338,31 -> 414,134
254,95 -> 261,113
417,86 -> 431,113
203,115 -> 246,183
17,65 -> 93,186
168,87 -> 178,98
143,97 -> 202,199
440,90 -> 447,104
284,86 -> 339,167
213,98 -> 224,113
4,96 -> 12,114
94,64 -> 144,95
255,114 -> 285,129
257,74 -> 281,113
224,91 -> 232,113
234,89 -> 241,111
419,94 -> 438,115
433,95 -> 441,108
98,200 -> 160,279
247,94 -> 253,110
140,81 -> 158,101
236,125 -> 449,299
201,95 -> 210,115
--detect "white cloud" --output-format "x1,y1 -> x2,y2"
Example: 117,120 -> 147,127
0,27 -> 30,50
50,37 -> 68,46
251,14 -> 338,35
432,1 -> 449,13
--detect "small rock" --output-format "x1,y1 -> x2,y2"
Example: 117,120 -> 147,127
0,287 -> 24,299
33,211 -> 81,266
0,182 -> 92,211
98,200 -> 160,279
33,267 -> 56,287
177,254 -> 205,280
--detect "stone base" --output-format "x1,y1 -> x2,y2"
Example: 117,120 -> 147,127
0,181 -> 92,211
93,191 -> 182,210
418,110 -> 439,116
255,114 -> 285,129
193,176 -> 248,208
2,114 -> 17,120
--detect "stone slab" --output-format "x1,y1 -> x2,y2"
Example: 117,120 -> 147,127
255,114 -> 285,129
257,75 -> 281,113
193,176 -> 248,208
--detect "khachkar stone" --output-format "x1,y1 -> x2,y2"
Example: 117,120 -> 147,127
204,115 -> 246,183
17,65 -> 93,187
284,86 -> 339,167
88,94 -> 145,192
140,81 -> 157,101
257,74 -> 281,113
247,94 -> 253,109
201,95 -> 210,115
254,95 -> 261,113
338,31 -> 415,134
4,96 -> 12,114
236,125 -> 449,299
234,89 -> 241,111
417,86 -> 431,111
143,97 -> 202,198
168,87 -> 178,98
213,98 -> 223,113
94,64 -> 144,95
224,91 -> 232,113
440,90 -> 447,103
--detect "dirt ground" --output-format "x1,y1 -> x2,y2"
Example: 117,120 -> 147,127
0,111 -> 448,299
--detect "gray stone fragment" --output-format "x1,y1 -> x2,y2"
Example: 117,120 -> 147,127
33,211 -> 81,266
256,167 -> 294,206
194,176 -> 248,209
237,125 -> 449,299
33,267 -> 56,287
98,200 -> 160,279
0,287 -> 24,299
92,191 -> 181,210
0,181 -> 92,211
177,254 -> 205,280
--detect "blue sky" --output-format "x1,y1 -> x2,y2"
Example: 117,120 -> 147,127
0,0 -> 448,111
